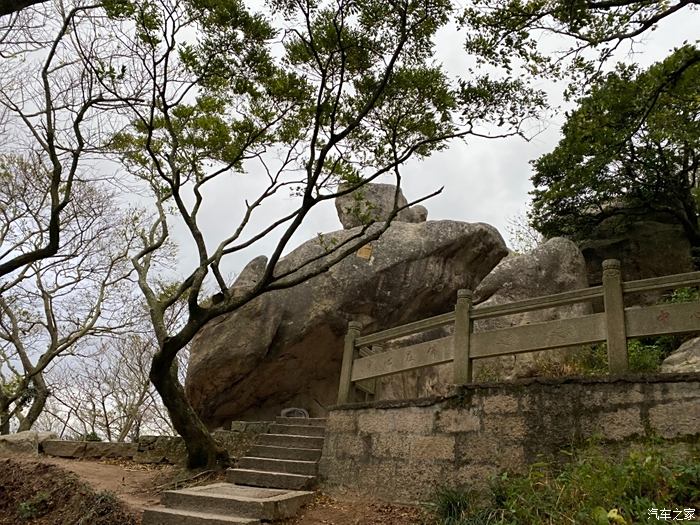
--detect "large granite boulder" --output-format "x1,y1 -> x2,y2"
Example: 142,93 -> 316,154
335,183 -> 428,229
661,337 -> 700,373
186,220 -> 508,426
472,237 -> 591,379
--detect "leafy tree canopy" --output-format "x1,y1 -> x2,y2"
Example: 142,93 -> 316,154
461,0 -> 699,87
529,45 -> 700,242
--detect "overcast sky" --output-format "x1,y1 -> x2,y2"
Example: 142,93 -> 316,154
170,12 -> 700,282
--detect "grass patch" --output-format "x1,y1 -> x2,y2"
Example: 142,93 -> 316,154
574,337 -> 674,375
17,491 -> 51,520
426,442 -> 700,524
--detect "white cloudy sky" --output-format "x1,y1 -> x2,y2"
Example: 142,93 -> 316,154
170,11 -> 700,281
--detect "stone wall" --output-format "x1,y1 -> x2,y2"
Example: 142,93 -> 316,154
319,373 -> 700,503
42,424 -> 267,464
42,440 -> 137,459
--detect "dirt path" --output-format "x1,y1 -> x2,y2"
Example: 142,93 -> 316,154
282,493 -> 427,524
40,457 -> 168,512
5,454 -> 428,524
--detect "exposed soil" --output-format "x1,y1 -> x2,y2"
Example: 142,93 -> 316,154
0,454 -> 428,524
41,457 -> 167,511
282,492 -> 428,524
0,457 -> 140,525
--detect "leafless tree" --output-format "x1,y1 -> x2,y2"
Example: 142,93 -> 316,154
506,209 -> 544,254
37,338 -> 186,441
36,297 -> 188,441
0,154 -> 135,433
0,1 -> 131,284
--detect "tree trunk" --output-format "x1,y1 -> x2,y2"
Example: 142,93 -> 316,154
0,389 -> 11,434
149,348 -> 229,469
17,374 -> 49,432
0,407 -> 9,435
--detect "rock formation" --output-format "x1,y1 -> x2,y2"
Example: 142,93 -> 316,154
186,182 -> 605,423
472,237 -> 591,378
367,237 -> 594,396
186,198 -> 508,425
661,337 -> 700,374
0,430 -> 57,456
578,212 -> 694,304
335,183 -> 428,229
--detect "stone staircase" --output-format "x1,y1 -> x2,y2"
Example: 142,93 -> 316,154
142,417 -> 326,524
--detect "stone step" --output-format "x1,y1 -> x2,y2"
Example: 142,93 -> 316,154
238,456 -> 318,476
248,444 -> 322,462
268,423 -> 326,437
275,416 -> 327,427
142,507 -> 260,525
227,468 -> 316,491
257,433 -> 324,450
159,483 -> 313,521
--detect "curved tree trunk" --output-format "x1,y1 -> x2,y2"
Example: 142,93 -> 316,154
17,374 -> 49,432
149,349 -> 229,469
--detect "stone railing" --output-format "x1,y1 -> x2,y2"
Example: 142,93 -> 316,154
337,259 -> 700,403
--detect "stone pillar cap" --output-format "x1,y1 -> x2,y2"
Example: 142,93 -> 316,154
603,259 -> 621,270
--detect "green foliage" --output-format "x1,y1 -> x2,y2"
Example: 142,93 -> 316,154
425,486 -> 476,525
529,46 -> 700,241
110,0 -> 547,202
578,339 -> 673,375
669,286 -> 700,304
428,443 -> 700,525
18,491 -> 51,520
460,0 -> 697,93
0,376 -> 36,408
575,287 -> 700,375
80,431 -> 103,442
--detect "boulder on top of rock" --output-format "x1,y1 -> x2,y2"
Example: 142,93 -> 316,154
335,183 -> 428,229
186,219 -> 507,426
661,337 -> 700,374
472,237 -> 591,379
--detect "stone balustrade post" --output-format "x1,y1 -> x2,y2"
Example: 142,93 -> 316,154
452,289 -> 474,385
602,259 -> 629,374
337,321 -> 362,404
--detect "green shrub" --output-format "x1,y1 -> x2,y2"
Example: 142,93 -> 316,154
18,491 -> 51,520
576,338 -> 675,375
572,286 -> 700,376
667,287 -> 700,304
428,443 -> 700,524
424,486 -> 475,524
80,431 -> 103,442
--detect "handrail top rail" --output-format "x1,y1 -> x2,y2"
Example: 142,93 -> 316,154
353,269 -> 700,348
355,311 -> 455,346
470,285 -> 603,320
622,270 -> 700,294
